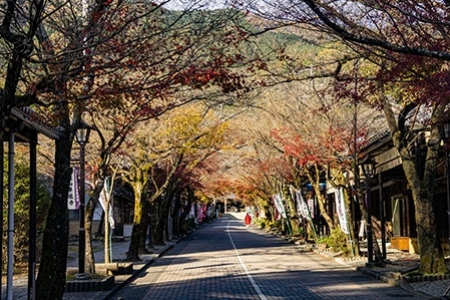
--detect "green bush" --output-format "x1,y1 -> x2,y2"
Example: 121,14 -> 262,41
316,236 -> 328,245
253,217 -> 267,229
327,228 -> 350,256
272,219 -> 282,229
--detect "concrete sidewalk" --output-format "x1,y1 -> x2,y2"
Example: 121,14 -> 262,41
309,241 -> 450,299
63,238 -> 174,300
1,237 -> 175,300
306,238 -> 450,299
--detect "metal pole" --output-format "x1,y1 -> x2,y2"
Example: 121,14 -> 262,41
446,152 -> 450,252
366,177 -> 374,264
353,102 -> 359,243
379,173 -> 386,260
78,142 -> 86,274
0,127 -> 4,300
28,140 -> 37,300
7,131 -> 15,300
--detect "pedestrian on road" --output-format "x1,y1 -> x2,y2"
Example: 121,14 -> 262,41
245,213 -> 251,226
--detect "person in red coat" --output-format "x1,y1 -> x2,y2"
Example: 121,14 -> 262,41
245,213 -> 252,226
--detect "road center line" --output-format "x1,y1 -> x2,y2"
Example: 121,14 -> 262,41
227,222 -> 268,300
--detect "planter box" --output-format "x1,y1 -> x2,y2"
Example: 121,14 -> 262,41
391,237 -> 410,251
65,275 -> 114,292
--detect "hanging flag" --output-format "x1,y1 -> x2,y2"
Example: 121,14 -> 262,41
307,198 -> 315,219
98,177 -> 115,229
294,189 -> 311,220
273,194 -> 287,219
335,187 -> 349,234
68,167 -> 80,209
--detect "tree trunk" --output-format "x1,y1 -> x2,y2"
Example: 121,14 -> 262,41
263,203 -> 272,222
381,89 -> 447,274
97,210 -> 104,237
138,199 -> 150,253
176,187 -> 195,235
172,195 -> 182,237
305,165 -> 335,232
343,188 -> 359,257
36,115 -> 72,299
146,208 -> 155,250
153,192 -> 173,244
405,137 -> 446,273
126,183 -> 143,261
178,199 -> 192,235
153,198 -> 165,245
104,199 -> 111,264
405,149 -> 446,273
313,184 -> 335,232
284,187 -> 299,234
85,188 -> 99,274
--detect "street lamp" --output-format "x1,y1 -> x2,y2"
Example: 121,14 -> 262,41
360,156 -> 376,264
439,121 -> 450,251
75,121 -> 91,276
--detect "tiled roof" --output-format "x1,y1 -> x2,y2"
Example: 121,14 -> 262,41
10,106 -> 60,140
364,130 -> 391,149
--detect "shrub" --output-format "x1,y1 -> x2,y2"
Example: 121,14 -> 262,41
316,236 -> 328,245
327,228 -> 350,256
297,226 -> 305,237
253,217 -> 267,229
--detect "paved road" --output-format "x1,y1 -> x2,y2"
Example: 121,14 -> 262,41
114,215 -> 432,300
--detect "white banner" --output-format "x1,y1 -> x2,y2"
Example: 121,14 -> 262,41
68,167 -> 80,210
294,189 -> 311,220
307,198 -> 314,218
98,177 -> 115,229
335,187 -> 349,234
273,194 -> 287,219
359,220 -> 366,238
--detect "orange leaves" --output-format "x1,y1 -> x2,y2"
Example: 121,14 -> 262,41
271,125 -> 351,168
170,62 -> 249,94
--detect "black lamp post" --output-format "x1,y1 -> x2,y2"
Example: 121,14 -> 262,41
361,156 -> 376,264
439,121 -> 450,250
75,121 -> 91,275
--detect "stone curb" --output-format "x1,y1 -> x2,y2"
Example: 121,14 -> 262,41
260,227 -> 432,295
356,266 -> 401,286
312,248 -> 408,288
66,275 -> 115,293
97,242 -> 177,300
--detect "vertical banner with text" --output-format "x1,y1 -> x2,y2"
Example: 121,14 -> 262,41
335,187 -> 349,234
294,189 -> 312,220
98,177 -> 115,229
273,194 -> 287,219
68,167 -> 80,210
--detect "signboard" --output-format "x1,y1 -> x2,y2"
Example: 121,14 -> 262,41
68,167 -> 80,210
294,189 -> 311,220
335,188 -> 349,234
98,177 -> 115,228
273,194 -> 287,219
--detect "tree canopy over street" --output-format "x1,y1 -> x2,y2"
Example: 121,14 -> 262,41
3,1 -> 450,298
